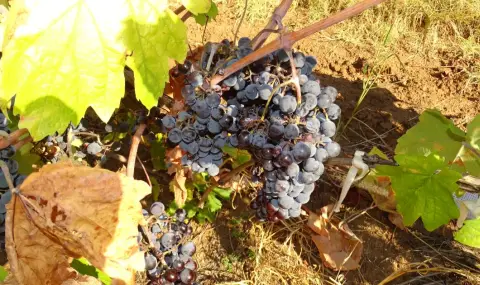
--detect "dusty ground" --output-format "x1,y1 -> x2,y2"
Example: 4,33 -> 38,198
183,1 -> 480,284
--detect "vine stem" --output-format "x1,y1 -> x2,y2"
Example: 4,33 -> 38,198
174,5 -> 186,15
251,0 -> 293,50
233,0 -> 248,45
126,124 -> 146,179
198,160 -> 255,208
210,0 -> 387,86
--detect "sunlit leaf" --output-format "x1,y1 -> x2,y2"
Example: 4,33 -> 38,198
376,154 -> 461,231
124,0 -> 187,109
396,109 -> 465,164
0,265 -> 7,282
181,0 -> 211,15
454,218 -> 480,248
71,258 -> 112,285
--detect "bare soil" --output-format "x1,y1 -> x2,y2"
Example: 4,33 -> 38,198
184,2 -> 480,285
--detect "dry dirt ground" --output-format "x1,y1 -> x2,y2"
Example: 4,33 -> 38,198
183,1 -> 480,285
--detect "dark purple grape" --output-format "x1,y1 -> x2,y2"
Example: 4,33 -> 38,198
180,269 -> 196,284
172,260 -> 185,272
275,151 -> 293,167
164,269 -> 179,282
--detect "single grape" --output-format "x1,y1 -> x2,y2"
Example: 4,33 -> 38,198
207,164 -> 220,176
172,260 -> 185,272
303,158 -> 320,172
144,253 -> 157,270
305,117 -> 320,133
292,142 -> 311,162
315,148 -> 329,162
302,183 -> 315,194
317,94 -> 332,109
275,151 -> 293,167
275,180 -> 290,193
176,209 -> 187,222
293,52 -> 306,68
178,60 -> 192,74
321,120 -> 337,138
187,141 -> 199,155
326,142 -> 341,157
258,71 -> 271,84
301,80 -> 321,95
279,96 -> 297,113
211,107 -> 225,120
303,93 -> 317,110
238,37 -> 252,48
187,71 -> 203,87
245,84 -> 259,100
327,103 -> 341,120
263,160 -> 275,171
206,93 -> 221,107
207,119 -> 222,134
223,75 -> 238,87
181,85 -> 195,100
219,115 -> 234,129
181,242 -> 196,256
150,202 -> 165,216
165,268 -> 180,282
181,127 -> 197,143
286,163 -> 300,178
284,124 -> 300,140
226,105 -> 239,117
251,134 -> 267,148
322,86 -> 338,102
180,268 -> 197,284
258,84 -> 273,100
87,142 -> 102,155
268,122 -> 284,140
279,195 -> 295,209
234,76 -> 246,90
161,115 -> 176,129
161,232 -> 176,249
289,208 -> 302,218
298,171 -> 316,184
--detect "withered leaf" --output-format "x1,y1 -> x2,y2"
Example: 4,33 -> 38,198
307,205 -> 363,271
170,168 -> 188,208
6,162 -> 150,285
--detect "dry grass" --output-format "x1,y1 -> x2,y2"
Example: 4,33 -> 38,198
234,0 -> 480,60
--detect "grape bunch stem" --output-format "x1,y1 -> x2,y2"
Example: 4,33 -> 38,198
210,0 -> 388,87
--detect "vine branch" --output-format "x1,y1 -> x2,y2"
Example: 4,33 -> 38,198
211,0 -> 388,86
127,124 -> 146,178
251,0 -> 293,50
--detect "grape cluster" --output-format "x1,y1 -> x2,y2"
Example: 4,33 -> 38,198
140,202 -> 199,285
0,113 -> 27,248
157,37 -> 342,221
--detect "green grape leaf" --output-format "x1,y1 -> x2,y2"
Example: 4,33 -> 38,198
454,218 -> 480,248
1,0 -> 128,140
223,146 -> 251,168
455,114 -> 480,176
0,265 -> 7,282
193,2 -> 218,25
151,177 -> 161,202
13,142 -> 42,174
150,134 -> 167,170
207,191 -> 222,213
213,187 -> 232,200
181,0 -> 211,15
124,1 -> 187,109
71,258 -> 111,285
376,154 -> 461,231
396,109 -> 465,164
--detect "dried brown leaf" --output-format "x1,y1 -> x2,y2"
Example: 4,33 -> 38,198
170,168 -> 188,208
6,162 -> 150,285
307,204 -> 363,271
165,146 -> 184,175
